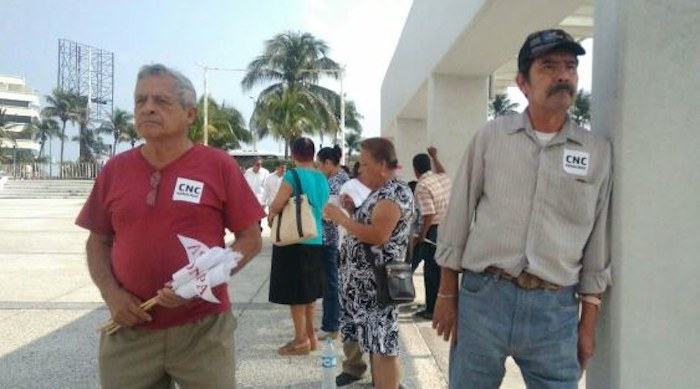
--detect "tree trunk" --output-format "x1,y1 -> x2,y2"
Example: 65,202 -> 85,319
59,121 -> 66,178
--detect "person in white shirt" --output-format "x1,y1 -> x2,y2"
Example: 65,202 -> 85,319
244,158 -> 270,206
262,160 -> 286,208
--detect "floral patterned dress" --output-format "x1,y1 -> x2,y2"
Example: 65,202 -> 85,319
339,178 -> 414,355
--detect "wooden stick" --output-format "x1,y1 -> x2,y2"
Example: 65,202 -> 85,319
96,296 -> 160,334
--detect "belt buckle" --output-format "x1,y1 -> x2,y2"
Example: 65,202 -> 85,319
515,272 -> 541,290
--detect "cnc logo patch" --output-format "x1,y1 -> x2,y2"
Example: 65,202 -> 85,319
563,149 -> 589,176
173,178 -> 204,204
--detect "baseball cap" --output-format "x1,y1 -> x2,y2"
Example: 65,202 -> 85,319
517,29 -> 585,74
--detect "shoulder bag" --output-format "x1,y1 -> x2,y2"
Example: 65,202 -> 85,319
364,244 -> 415,307
271,169 -> 318,246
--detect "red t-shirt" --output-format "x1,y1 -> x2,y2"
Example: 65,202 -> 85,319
76,144 -> 265,329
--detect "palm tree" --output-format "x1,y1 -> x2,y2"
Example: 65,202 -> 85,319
120,123 -> 141,148
242,31 -> 342,150
0,108 -> 8,139
72,128 -> 108,161
26,116 -> 60,159
42,89 -> 81,170
571,89 -> 591,128
189,97 -> 250,150
344,130 -> 362,159
489,93 -> 519,118
249,86 -> 320,157
97,108 -> 134,156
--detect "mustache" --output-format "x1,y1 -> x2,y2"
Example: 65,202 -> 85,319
547,83 -> 576,97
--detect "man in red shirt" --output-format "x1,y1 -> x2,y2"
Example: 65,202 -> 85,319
76,64 -> 264,388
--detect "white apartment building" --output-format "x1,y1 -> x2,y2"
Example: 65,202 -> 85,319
0,75 -> 41,157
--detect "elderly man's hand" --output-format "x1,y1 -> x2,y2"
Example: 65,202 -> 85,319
103,287 -> 152,327
433,294 -> 459,343
156,283 -> 192,308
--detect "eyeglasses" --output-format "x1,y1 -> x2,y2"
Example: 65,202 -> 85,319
146,170 -> 161,207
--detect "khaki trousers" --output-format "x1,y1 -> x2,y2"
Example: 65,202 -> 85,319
99,311 -> 237,389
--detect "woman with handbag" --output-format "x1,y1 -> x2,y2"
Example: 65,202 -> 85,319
267,137 -> 329,355
323,137 -> 414,389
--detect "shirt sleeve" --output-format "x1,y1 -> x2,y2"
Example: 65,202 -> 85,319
578,142 -> 613,294
75,164 -> 114,235
435,127 -> 487,271
415,181 -> 435,216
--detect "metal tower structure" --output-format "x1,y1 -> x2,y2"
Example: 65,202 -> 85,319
57,39 -> 114,126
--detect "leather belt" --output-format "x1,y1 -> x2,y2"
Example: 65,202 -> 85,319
484,266 -> 561,291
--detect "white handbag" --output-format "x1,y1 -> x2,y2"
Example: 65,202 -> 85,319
270,169 -> 317,246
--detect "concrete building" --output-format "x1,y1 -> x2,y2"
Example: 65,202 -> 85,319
0,75 -> 41,158
381,0 -> 699,387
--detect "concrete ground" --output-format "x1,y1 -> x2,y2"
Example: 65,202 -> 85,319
0,198 -> 572,388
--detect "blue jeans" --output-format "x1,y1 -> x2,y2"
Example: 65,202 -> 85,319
415,225 -> 440,313
449,270 -> 580,389
321,245 -> 340,332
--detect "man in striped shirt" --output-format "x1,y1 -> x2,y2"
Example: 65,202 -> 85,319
412,147 -> 451,320
433,29 -> 612,388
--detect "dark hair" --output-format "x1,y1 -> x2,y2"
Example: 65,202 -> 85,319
352,161 -> 360,177
273,159 -> 285,168
412,153 -> 431,175
360,137 -> 399,170
317,145 -> 342,166
340,165 -> 350,176
290,137 -> 315,162
408,180 -> 418,193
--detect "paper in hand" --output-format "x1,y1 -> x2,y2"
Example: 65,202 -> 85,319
171,235 -> 242,303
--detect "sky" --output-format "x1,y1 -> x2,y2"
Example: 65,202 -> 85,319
0,0 -> 413,160
1,0 -> 594,162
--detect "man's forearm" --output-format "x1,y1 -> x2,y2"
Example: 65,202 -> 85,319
579,296 -> 601,330
419,214 -> 435,240
230,224 -> 263,272
438,267 -> 460,295
85,233 -> 120,300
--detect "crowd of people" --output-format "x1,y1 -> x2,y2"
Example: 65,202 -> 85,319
76,27 -> 611,389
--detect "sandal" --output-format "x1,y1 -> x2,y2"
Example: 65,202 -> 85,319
277,340 -> 311,356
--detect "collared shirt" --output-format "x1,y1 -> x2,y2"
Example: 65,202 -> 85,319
415,171 -> 451,226
435,112 -> 613,294
262,173 -> 284,206
244,167 -> 270,205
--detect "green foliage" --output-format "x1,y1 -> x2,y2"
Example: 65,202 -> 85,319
489,93 -> 519,118
25,116 -> 60,158
42,88 -> 83,167
570,89 -> 591,128
249,86 -> 320,157
189,96 -> 250,150
97,108 -> 135,156
120,123 -> 141,148
243,31 -> 355,156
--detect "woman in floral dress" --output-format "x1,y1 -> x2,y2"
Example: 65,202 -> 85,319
323,137 -> 414,389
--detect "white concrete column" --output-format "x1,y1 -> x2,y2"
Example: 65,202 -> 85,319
588,0 -> 700,387
394,118 -> 426,182
427,74 -> 488,177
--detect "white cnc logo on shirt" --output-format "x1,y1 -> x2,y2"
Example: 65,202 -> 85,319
173,178 -> 204,204
563,149 -> 590,176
